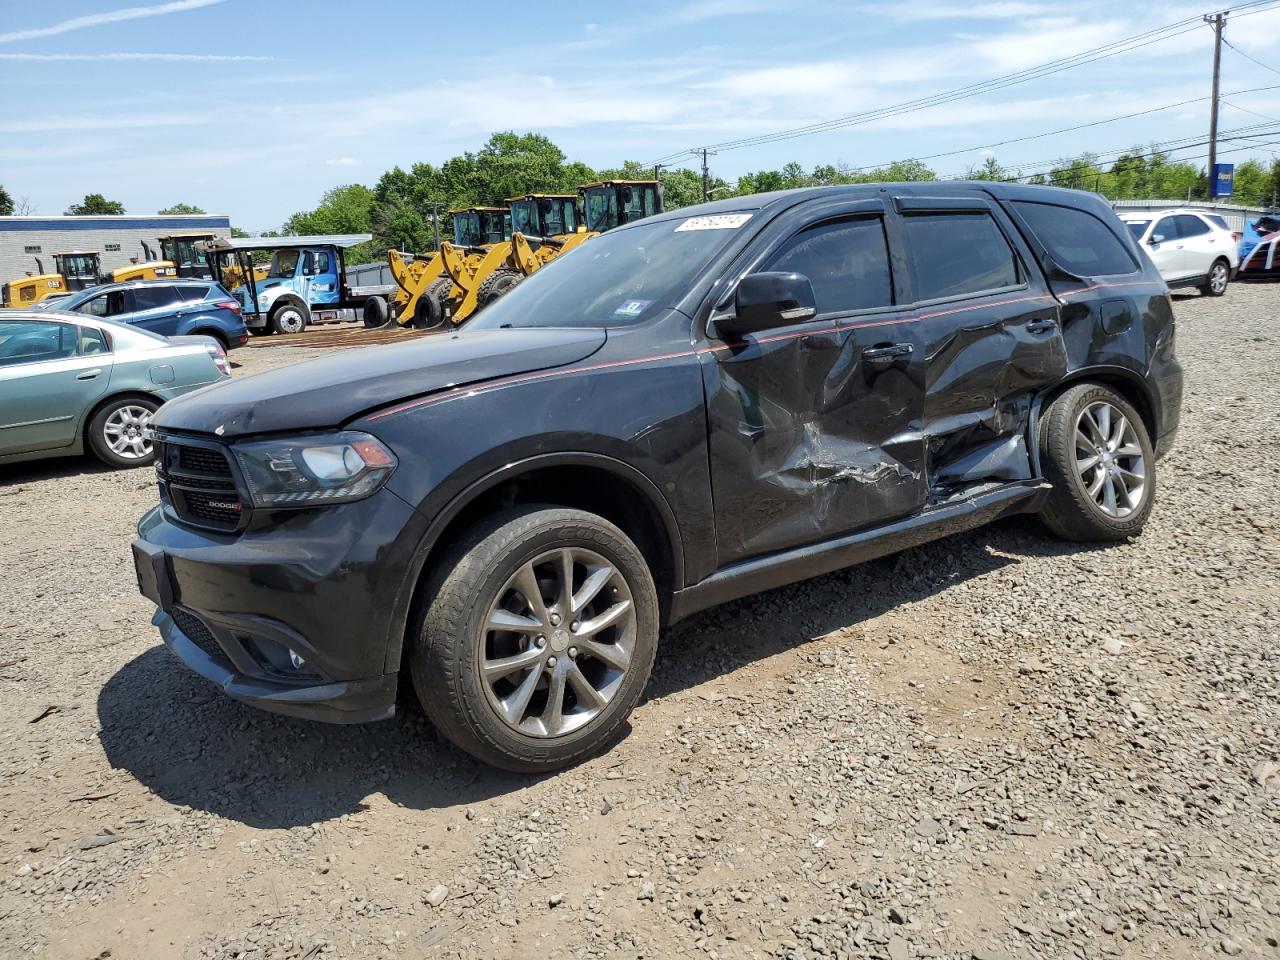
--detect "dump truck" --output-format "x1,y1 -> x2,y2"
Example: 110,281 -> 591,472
202,233 -> 395,335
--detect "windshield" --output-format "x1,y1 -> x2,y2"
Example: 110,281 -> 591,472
267,250 -> 300,279
454,212 -> 482,247
465,213 -> 749,331
1124,220 -> 1150,241
511,201 -> 538,236
583,187 -> 615,232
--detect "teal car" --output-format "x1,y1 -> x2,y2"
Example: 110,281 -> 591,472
0,310 -> 230,469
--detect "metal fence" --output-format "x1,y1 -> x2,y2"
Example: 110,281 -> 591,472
1111,199 -> 1271,233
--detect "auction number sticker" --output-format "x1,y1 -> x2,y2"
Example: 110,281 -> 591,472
614,299 -> 652,316
674,213 -> 752,232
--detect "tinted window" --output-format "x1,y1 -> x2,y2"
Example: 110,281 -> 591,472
0,320 -> 78,366
133,286 -> 181,310
315,251 -> 330,273
73,290 -> 130,318
1207,215 -> 1230,232
76,294 -> 109,318
1013,202 -> 1138,276
764,217 -> 893,314
178,284 -> 209,302
903,212 -> 1019,301
1175,214 -> 1210,238
1124,220 -> 1151,241
1152,217 -> 1179,243
79,325 -> 109,355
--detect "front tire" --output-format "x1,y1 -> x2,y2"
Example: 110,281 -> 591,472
411,507 -> 659,772
1038,383 -> 1156,541
269,300 -> 309,335
87,396 -> 160,469
1201,258 -> 1230,296
363,295 -> 389,328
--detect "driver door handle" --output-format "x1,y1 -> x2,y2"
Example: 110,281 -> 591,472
76,368 -> 102,381
1026,318 -> 1058,334
861,343 -> 913,365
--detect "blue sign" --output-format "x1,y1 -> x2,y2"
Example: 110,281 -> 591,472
1212,163 -> 1234,198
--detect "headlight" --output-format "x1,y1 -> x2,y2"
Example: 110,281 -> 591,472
232,432 -> 397,508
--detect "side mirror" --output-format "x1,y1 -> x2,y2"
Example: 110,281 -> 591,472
1148,234 -> 1165,244
717,272 -> 817,338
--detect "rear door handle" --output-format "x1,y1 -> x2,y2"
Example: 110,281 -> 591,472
76,368 -> 102,381
861,342 -> 913,365
1026,318 -> 1058,334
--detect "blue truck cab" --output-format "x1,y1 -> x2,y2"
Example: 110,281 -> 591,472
201,234 -> 394,336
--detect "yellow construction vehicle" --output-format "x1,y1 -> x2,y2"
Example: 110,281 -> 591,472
386,206 -> 513,329
157,232 -> 218,278
579,180 -> 663,232
1,268 -> 67,308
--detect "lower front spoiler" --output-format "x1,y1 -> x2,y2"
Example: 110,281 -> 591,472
154,609 -> 398,724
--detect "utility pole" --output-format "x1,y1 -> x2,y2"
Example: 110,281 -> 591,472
427,201 -> 444,252
700,148 -> 716,202
1205,11 -> 1225,197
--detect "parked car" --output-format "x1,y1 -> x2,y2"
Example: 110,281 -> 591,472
132,182 -> 1181,772
35,279 -> 249,350
1117,209 -> 1237,295
0,311 -> 230,469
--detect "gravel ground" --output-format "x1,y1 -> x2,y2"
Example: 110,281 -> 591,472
1,287 -> 1277,960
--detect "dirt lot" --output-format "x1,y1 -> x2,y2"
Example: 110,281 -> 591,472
1,287 -> 1277,960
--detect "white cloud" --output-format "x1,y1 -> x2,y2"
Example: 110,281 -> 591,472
669,0 -> 768,23
885,2 -> 1049,19
0,52 -> 274,62
0,0 -> 224,44
326,157 -> 359,166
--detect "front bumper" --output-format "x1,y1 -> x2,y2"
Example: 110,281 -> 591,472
132,485 -> 428,724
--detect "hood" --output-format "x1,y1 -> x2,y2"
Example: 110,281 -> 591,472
155,327 -> 607,437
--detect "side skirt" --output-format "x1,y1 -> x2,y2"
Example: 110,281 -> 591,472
668,479 -> 1050,622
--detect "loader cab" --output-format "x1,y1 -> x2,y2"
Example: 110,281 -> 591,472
451,207 -> 512,248
53,251 -> 101,291
158,233 -> 216,278
507,194 -> 580,239
579,180 -> 662,233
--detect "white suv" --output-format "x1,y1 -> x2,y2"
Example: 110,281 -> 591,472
1119,209 -> 1238,296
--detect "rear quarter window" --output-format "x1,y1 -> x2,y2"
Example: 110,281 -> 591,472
1012,202 -> 1138,277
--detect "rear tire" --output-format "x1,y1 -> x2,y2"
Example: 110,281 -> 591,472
87,396 -> 160,469
248,327 -> 272,337
412,293 -> 446,330
362,295 -> 389,328
1201,258 -> 1229,296
411,507 -> 659,773
1038,383 -> 1156,542
477,269 -> 522,307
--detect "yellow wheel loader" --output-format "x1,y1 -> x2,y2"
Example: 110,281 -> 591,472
2,246 -> 182,308
386,206 -> 513,329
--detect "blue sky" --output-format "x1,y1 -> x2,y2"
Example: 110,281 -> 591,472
1,0 -> 1278,230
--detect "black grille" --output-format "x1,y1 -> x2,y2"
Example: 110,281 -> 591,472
157,439 -> 245,532
171,608 -> 228,664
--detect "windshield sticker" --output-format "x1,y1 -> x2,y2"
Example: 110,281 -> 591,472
674,213 -> 752,232
614,299 -> 652,317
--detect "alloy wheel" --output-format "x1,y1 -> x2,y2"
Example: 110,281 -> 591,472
103,405 -> 154,460
1210,262 -> 1228,294
479,547 -> 636,738
1074,401 -> 1145,518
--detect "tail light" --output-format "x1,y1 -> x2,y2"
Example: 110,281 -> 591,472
215,299 -> 242,314
202,340 -> 231,376
1232,232 -> 1242,244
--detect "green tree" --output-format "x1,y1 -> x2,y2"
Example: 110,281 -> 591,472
158,202 -> 206,215
65,193 -> 125,215
0,185 -> 12,216
967,156 -> 1007,181
282,184 -> 377,263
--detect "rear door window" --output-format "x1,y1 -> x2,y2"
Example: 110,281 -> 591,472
1175,215 -> 1210,238
133,286 -> 181,311
1012,202 -> 1138,276
178,284 -> 209,302
763,216 -> 894,314
902,212 -> 1019,301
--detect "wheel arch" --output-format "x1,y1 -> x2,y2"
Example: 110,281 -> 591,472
386,452 -> 685,675
81,388 -> 165,448
1030,365 -> 1158,475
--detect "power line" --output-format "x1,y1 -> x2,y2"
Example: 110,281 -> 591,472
643,0 -> 1280,165
1222,36 -> 1280,78
1224,99 -> 1280,124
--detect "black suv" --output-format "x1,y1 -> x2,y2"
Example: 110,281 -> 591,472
132,183 -> 1181,771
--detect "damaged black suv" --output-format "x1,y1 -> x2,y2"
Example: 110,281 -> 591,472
132,183 -> 1181,771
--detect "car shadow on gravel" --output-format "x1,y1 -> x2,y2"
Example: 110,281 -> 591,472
97,648 -> 538,829
645,515 -> 1112,701
0,456 -> 116,485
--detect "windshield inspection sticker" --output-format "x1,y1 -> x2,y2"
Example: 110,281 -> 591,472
614,299 -> 652,317
674,213 -> 752,232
